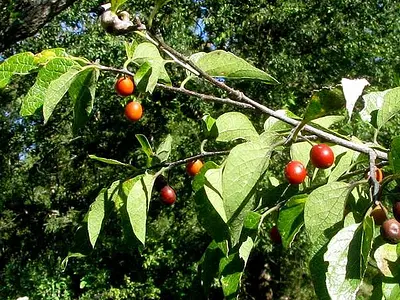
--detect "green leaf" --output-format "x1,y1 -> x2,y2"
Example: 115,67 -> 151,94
204,168 -> 228,222
195,167 -> 230,242
304,182 -> 351,248
220,237 -> 254,299
223,140 -> 275,219
132,43 -> 171,92
134,62 -> 152,93
108,179 -> 140,245
87,188 -> 110,248
361,217 -> 374,276
198,240 -> 228,295
278,194 -> 307,248
328,150 -> 354,183
202,114 -> 218,138
263,110 -> 295,133
192,161 -> 219,192
360,91 -> 387,127
216,112 -> 259,142
382,282 -> 400,300
194,188 -> 231,242
124,41 -> 138,61
34,48 -> 68,65
126,173 -> 155,246
20,58 -> 80,116
240,211 -> 262,243
290,141 -> 312,167
111,0 -> 128,12
374,243 -> 400,278
303,88 -> 345,122
377,87 -> 400,130
148,0 -> 172,28
389,137 -> 400,175
88,154 -> 137,170
0,52 -> 37,89
69,68 -> 99,134
156,134 -> 172,163
324,223 -> 363,300
311,115 -> 345,129
43,67 -> 82,123
135,134 -> 154,159
223,139 -> 278,244
193,50 -> 279,84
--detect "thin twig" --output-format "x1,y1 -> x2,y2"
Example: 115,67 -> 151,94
148,150 -> 230,171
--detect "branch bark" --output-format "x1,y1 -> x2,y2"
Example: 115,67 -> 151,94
0,0 -> 79,52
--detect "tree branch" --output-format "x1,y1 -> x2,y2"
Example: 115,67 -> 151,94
144,32 -> 388,161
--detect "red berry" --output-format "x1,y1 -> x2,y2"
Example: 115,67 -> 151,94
269,226 -> 282,244
160,185 -> 176,205
310,144 -> 335,169
124,101 -> 143,122
115,76 -> 135,96
186,160 -> 204,177
284,160 -> 307,185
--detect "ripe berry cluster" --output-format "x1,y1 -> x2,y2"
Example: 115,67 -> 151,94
115,76 -> 143,122
284,143 -> 334,185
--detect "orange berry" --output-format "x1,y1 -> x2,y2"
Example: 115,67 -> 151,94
366,167 -> 384,183
186,159 -> 204,176
124,101 -> 143,122
115,76 -> 135,96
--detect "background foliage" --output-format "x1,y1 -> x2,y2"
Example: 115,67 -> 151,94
1,0 -> 399,299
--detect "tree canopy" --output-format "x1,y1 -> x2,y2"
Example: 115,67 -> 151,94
1,1 -> 400,299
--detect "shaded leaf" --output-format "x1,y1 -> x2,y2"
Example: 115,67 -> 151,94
198,240 -> 228,295
69,67 -> 99,134
136,134 -> 154,159
220,237 -> 254,299
303,88 -> 345,122
361,217 -> 374,276
389,137 -> 400,175
278,194 -> 307,248
240,211 -> 262,243
328,150 -> 354,183
194,188 -> 230,242
192,161 -> 220,192
204,168 -> 227,223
